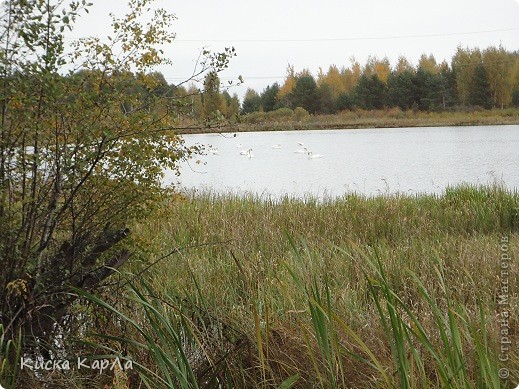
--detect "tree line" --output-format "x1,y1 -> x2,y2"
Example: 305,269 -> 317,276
19,45 -> 518,125
93,45 -> 519,122
241,46 -> 519,116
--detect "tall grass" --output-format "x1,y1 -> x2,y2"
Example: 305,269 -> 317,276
100,186 -> 519,387
285,240 -> 505,388
360,247 -> 501,388
59,185 -> 519,387
0,324 -> 21,389
76,282 -> 201,389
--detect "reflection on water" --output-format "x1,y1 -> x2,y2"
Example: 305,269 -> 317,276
165,125 -> 519,199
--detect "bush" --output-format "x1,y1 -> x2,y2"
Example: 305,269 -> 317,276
243,111 -> 267,124
0,0 -> 234,377
267,107 -> 294,121
293,106 -> 310,121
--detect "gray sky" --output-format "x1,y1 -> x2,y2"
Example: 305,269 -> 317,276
71,0 -> 519,99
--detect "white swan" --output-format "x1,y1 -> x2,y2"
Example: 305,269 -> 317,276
297,142 -> 305,146
208,147 -> 219,155
240,148 -> 254,158
271,144 -> 281,149
236,143 -> 243,149
294,147 -> 308,154
307,151 -> 323,159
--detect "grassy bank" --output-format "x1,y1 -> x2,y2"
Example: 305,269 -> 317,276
87,185 -> 515,388
176,107 -> 519,134
29,186 -> 518,388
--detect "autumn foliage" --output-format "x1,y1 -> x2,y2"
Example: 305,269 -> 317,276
242,47 -> 519,115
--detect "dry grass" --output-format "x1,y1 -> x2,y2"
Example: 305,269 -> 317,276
115,185 -> 519,387
176,108 -> 519,134
27,186 -> 515,387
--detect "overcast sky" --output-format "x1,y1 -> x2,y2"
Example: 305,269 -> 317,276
70,0 -> 519,99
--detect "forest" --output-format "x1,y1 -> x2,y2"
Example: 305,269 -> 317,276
6,46 -> 518,129
237,46 -> 519,117
143,45 -> 519,123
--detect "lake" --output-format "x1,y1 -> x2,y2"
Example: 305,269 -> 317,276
165,125 -> 519,198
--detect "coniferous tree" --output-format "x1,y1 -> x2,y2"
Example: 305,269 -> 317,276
437,64 -> 458,108
260,83 -> 280,112
353,74 -> 371,109
353,74 -> 385,109
336,92 -> 353,111
318,83 -> 336,114
290,75 -> 320,113
512,90 -> 519,107
386,71 -> 415,109
414,67 -> 445,110
468,62 -> 492,108
241,88 -> 262,114
370,75 -> 386,109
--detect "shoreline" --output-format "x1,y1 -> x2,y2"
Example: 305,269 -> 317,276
174,109 -> 519,135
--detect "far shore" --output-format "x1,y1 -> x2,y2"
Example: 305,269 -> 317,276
174,108 -> 519,135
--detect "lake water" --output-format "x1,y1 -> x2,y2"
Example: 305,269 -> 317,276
166,125 -> 519,198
